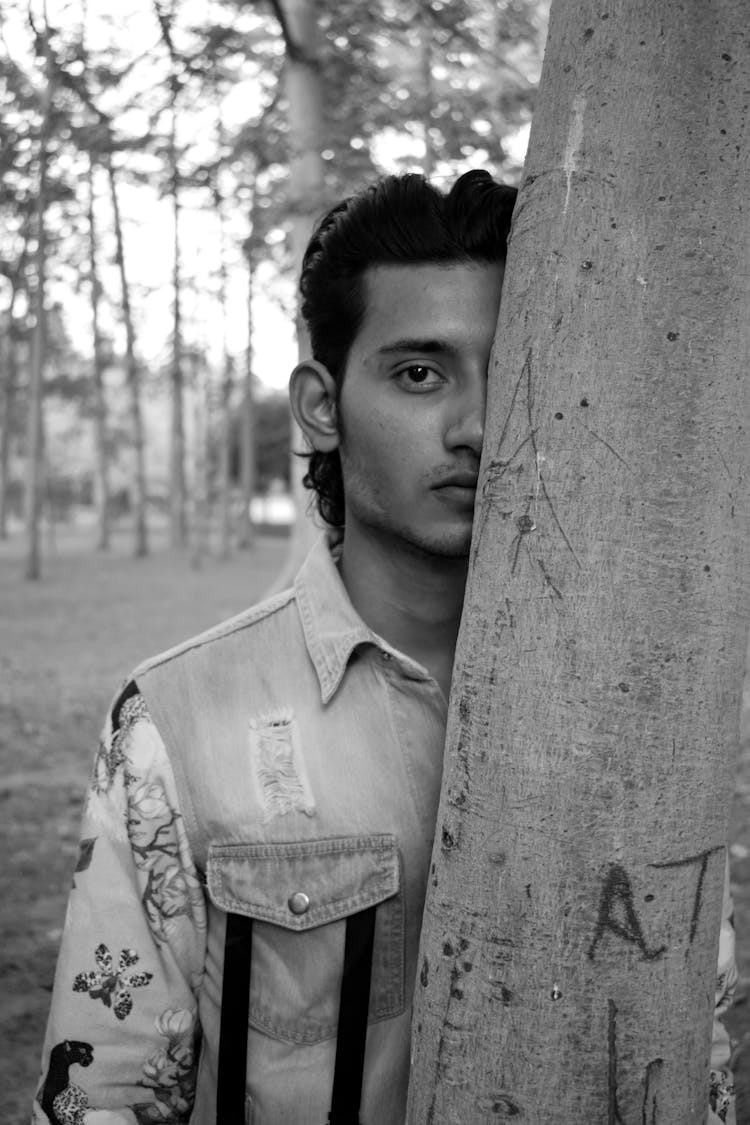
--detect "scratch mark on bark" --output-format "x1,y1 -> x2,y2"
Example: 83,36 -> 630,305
501,350 -> 533,447
642,1057 -> 664,1125
650,844 -> 724,942
712,436 -> 732,479
563,94 -> 586,214
582,424 -> 634,472
589,864 -> 666,961
483,429 -> 539,491
520,353 -> 581,569
537,556 -> 563,600
608,999 -> 625,1124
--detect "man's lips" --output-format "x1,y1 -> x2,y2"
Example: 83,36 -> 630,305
432,471 -> 479,490
431,472 -> 479,508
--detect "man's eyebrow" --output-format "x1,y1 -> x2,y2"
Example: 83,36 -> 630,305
375,338 -> 455,356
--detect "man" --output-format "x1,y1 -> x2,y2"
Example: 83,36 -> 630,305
35,171 -> 735,1125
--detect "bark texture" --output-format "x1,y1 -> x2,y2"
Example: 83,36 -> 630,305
24,27 -> 53,582
168,105 -> 187,549
109,159 -> 148,557
407,2 -> 750,1122
87,159 -> 110,551
236,244 -> 256,550
267,0 -> 325,592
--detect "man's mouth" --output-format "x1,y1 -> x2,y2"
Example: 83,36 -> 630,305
431,471 -> 479,506
432,471 -> 479,491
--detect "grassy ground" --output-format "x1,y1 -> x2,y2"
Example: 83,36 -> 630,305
0,518 -> 290,1124
1,518 -> 748,1123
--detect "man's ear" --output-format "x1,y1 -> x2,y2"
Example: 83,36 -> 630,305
289,360 -> 340,452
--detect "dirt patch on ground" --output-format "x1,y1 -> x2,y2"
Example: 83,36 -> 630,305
2,522 -> 749,1122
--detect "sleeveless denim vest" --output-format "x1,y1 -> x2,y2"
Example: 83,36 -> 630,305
133,546 -> 446,1125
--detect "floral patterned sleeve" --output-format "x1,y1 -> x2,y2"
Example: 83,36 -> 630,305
33,683 -> 207,1125
708,857 -> 738,1125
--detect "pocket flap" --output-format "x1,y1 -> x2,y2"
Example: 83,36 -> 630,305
207,834 -> 399,931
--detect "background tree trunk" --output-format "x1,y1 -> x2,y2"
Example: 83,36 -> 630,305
267,0 -> 326,591
168,100 -> 187,548
0,274 -> 23,540
236,220 -> 257,551
189,350 -> 210,568
214,171 -> 234,561
419,19 -> 434,178
87,157 -> 110,551
24,22 -> 53,582
108,158 -> 149,557
408,1 -> 750,1121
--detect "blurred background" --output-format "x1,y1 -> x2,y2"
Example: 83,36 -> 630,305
1,1 -> 748,1121
0,0 -> 546,566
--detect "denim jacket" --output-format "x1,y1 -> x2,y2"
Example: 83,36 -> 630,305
34,537 -> 736,1124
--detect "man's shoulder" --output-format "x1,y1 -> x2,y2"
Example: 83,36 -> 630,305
132,581 -> 301,682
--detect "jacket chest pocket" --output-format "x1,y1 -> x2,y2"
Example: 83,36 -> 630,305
207,834 -> 404,1045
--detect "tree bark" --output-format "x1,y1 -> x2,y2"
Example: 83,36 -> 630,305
408,2 -> 750,1122
108,158 -> 148,557
189,350 -> 210,569
168,100 -> 187,549
215,173 -> 234,561
0,277 -> 22,540
87,157 -> 110,550
267,0 -> 326,591
236,229 -> 256,551
24,23 -> 53,581
419,19 -> 434,178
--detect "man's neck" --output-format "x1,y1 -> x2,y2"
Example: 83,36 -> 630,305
338,523 -> 468,699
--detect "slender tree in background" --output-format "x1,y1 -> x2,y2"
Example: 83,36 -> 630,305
86,156 -> 110,550
108,156 -> 148,557
167,95 -> 187,548
270,0 -> 326,580
236,185 -> 260,551
408,1 -> 750,1121
213,152 -> 234,560
188,348 -> 210,568
418,22 -> 434,178
153,0 -> 188,548
78,0 -> 110,550
24,9 -> 54,581
0,253 -> 26,539
2,0 -> 548,574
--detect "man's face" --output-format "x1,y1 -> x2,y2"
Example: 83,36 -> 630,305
336,260 -> 504,558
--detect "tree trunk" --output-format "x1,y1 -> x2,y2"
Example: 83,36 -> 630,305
0,280 -> 22,540
215,174 -> 234,561
217,353 -> 234,560
267,0 -> 326,591
87,157 -> 110,550
108,158 -> 148,557
419,20 -> 434,178
24,24 -> 53,582
189,351 -> 210,569
168,103 -> 187,549
236,236 -> 256,550
408,2 -> 750,1122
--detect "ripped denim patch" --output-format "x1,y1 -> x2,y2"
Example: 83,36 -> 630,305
249,712 -> 316,823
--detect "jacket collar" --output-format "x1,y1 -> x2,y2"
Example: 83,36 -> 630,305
294,534 -> 378,704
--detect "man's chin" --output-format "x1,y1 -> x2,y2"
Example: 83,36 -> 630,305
400,526 -> 473,561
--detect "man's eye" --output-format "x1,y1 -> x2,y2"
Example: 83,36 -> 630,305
397,365 -> 443,390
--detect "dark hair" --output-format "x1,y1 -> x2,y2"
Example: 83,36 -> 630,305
299,169 -> 517,527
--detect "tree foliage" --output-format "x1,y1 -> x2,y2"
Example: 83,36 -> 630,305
0,0 -> 547,560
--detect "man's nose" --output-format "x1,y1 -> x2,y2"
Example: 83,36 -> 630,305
445,375 -> 486,456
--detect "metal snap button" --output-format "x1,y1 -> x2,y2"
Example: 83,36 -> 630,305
288,891 -> 310,915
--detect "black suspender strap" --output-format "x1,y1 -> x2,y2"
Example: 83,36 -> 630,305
215,905 -> 377,1125
216,911 -> 254,1125
327,907 -> 377,1125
